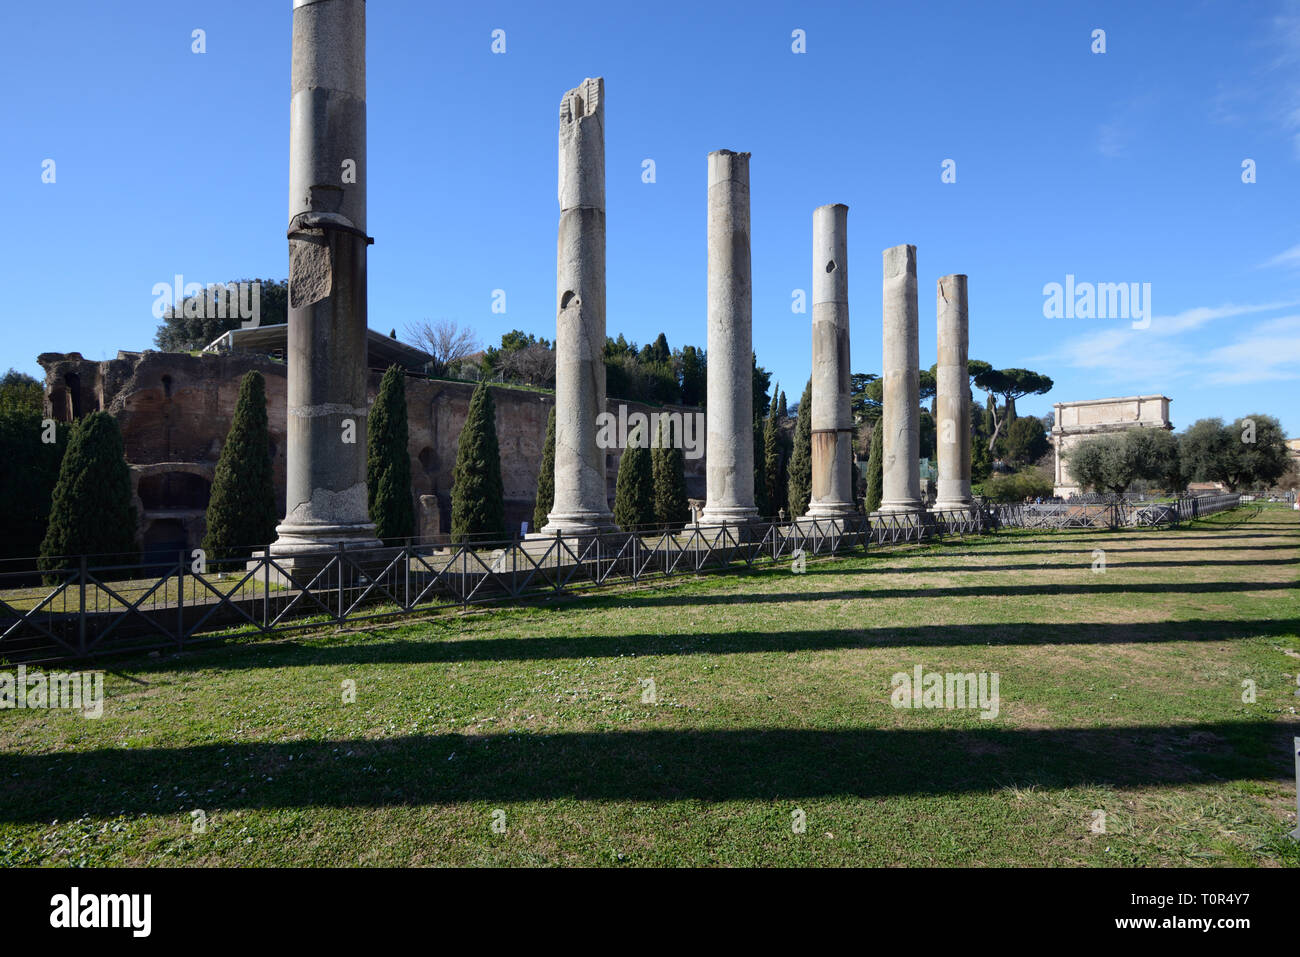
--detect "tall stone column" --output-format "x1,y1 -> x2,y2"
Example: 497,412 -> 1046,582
271,0 -> 381,557
542,77 -> 615,535
878,244 -> 923,515
933,274 -> 973,511
700,150 -> 758,525
805,204 -> 855,519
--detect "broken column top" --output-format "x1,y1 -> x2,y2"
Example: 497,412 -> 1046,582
708,150 -> 750,187
883,243 -> 917,278
559,77 -> 605,211
813,204 -> 849,304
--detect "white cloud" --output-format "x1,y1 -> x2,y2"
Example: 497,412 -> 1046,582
1043,301 -> 1300,388
1261,244 -> 1300,269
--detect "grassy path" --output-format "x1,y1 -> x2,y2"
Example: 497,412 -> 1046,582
2,506 -> 1297,866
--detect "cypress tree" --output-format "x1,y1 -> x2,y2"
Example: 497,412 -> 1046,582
851,457 -> 861,511
0,408 -> 68,564
39,411 -> 137,573
864,421 -> 884,514
451,380 -> 506,542
753,417 -> 769,517
787,379 -> 813,517
533,405 -> 556,531
652,416 -> 689,528
367,364 -> 414,545
202,370 -> 279,562
763,386 -> 783,514
613,423 -> 655,528
776,389 -> 788,421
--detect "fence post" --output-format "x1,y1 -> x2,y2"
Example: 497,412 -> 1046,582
78,554 -> 87,657
336,541 -> 345,624
177,548 -> 185,648
263,551 -> 270,629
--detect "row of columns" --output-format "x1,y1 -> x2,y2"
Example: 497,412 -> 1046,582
879,248 -> 975,515
533,76 -> 979,532
271,18 -> 974,557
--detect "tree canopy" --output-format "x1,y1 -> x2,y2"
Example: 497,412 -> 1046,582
153,278 -> 288,352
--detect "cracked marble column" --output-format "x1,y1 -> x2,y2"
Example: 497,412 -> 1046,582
700,149 -> 758,526
541,77 -> 616,535
933,274 -> 973,511
805,203 -> 855,520
271,0 -> 381,557
878,244 -> 924,515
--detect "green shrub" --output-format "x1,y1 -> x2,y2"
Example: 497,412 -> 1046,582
451,381 -> 506,541
981,468 -> 1054,503
787,380 -> 813,517
652,417 -> 689,528
39,412 -> 137,573
203,371 -> 279,561
0,408 -> 68,563
864,422 -> 883,514
614,423 -> 655,528
367,365 -> 414,545
533,405 -> 556,531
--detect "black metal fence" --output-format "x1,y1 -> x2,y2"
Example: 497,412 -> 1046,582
0,510 -> 988,664
0,495 -> 1242,665
989,493 -> 1242,530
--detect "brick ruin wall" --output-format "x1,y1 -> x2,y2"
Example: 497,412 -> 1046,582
38,350 -> 706,558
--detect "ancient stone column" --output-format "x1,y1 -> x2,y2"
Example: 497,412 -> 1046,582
933,274 -> 973,511
878,244 -> 923,515
541,77 -> 616,535
700,150 -> 758,525
805,204 -> 855,519
271,0 -> 381,558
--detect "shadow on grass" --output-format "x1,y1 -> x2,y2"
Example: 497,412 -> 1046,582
851,557 -> 1300,574
581,579 -> 1297,607
925,544 -> 1300,559
0,721 -> 1289,821
151,616 -> 1300,671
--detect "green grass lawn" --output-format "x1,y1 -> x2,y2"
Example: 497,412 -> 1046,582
2,505 -> 1297,867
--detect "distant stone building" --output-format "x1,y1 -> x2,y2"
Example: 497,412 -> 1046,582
1050,394 -> 1172,498
39,326 -> 705,560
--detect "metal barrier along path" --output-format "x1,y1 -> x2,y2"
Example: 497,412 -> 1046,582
0,495 -> 1240,665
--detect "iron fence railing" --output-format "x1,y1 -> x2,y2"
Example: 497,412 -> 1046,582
0,510 -> 987,664
990,493 -> 1242,530
0,494 -> 1242,665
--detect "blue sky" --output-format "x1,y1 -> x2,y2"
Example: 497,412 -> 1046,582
3,0 -> 1298,433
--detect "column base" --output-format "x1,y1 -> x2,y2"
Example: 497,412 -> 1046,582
538,509 -> 618,538
259,523 -> 390,586
697,504 -> 760,527
804,500 -> 857,519
931,501 -> 975,513
269,521 -> 384,555
876,501 -> 926,515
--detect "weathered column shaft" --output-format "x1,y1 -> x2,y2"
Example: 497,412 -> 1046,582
934,274 -> 972,510
543,77 -> 614,534
701,150 -> 758,524
879,244 -> 923,514
806,203 -> 854,518
273,0 -> 380,554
